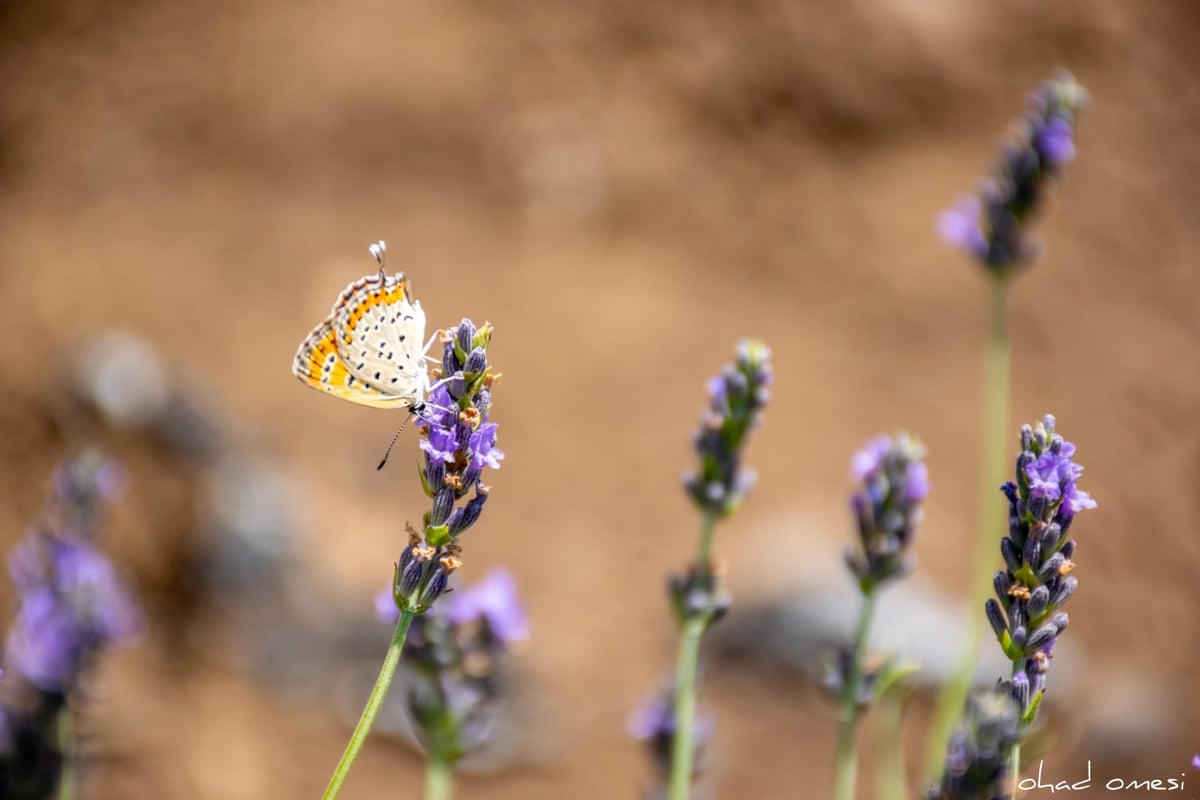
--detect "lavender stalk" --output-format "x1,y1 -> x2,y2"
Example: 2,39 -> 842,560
833,435 -> 928,800
668,340 -> 771,800
926,72 -> 1087,780
0,451 -> 140,800
379,569 -> 528,800
323,320 -> 503,800
990,416 -> 1094,791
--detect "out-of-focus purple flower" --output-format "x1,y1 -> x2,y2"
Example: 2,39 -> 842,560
629,684 -> 713,797
937,196 -> 987,260
939,72 -> 1087,275
683,340 -> 771,519
445,568 -> 528,643
1,450 -> 139,795
845,433 -> 929,590
375,587 -> 400,624
398,570 -> 527,764
6,538 -> 138,691
927,688 -> 1021,800
1192,754 -> 1200,770
986,415 -> 1094,723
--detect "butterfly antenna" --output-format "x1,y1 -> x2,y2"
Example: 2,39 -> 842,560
376,410 -> 415,471
369,240 -> 387,278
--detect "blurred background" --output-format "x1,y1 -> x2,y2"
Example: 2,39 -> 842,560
1,0 -> 1198,797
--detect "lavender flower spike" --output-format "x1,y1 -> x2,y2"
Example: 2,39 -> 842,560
986,415 -> 1095,723
845,433 -> 929,592
926,688 -> 1022,800
683,339 -> 772,519
390,320 -> 502,616
938,72 -> 1088,274
0,450 -> 140,798
630,683 -> 714,800
401,569 -> 527,764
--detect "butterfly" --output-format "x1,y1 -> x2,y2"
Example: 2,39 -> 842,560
292,241 -> 433,411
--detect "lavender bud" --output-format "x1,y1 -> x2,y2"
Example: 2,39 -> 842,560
455,319 -> 476,356
448,487 -> 488,537
1026,586 -> 1050,618
430,489 -> 455,527
463,347 -> 487,377
1050,612 -> 1069,635
1000,537 -> 1022,573
1010,672 -> 1031,712
1049,576 -> 1077,610
399,554 -> 427,598
993,572 -> 1013,609
985,599 -> 1008,640
1024,624 -> 1057,654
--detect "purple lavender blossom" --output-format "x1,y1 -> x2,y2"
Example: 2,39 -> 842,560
683,340 -> 772,519
400,570 -> 527,763
445,568 -> 528,643
386,319 -> 502,618
6,537 -> 138,691
0,450 -> 139,797
630,685 -> 714,798
1193,754 -> 1200,770
985,415 -> 1095,723
927,688 -> 1021,800
845,433 -> 929,590
938,72 -> 1087,274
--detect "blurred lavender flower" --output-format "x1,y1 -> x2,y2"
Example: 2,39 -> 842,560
938,72 -> 1087,274
682,340 -> 772,519
926,689 -> 1022,800
630,684 -> 713,800
845,433 -> 929,591
387,319 -> 502,617
986,415 -> 1095,724
0,451 -> 139,799
400,569 -> 527,763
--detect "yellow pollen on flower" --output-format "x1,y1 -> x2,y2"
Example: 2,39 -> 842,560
444,475 -> 464,490
1058,560 -> 1076,576
439,555 -> 462,573
413,545 -> 436,561
460,407 -> 480,426
1008,585 -> 1032,601
484,372 -> 502,388
438,329 -> 453,344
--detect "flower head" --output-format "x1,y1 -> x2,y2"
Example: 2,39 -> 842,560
399,570 -> 527,762
927,688 -> 1022,800
845,433 -> 929,591
682,340 -> 772,518
939,72 -> 1087,275
629,683 -> 713,798
0,450 -> 139,793
386,319 -> 501,617
986,415 -> 1095,722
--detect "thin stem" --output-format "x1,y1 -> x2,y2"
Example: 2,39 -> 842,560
57,706 -> 75,800
323,609 -> 417,800
875,686 -> 908,800
833,588 -> 878,800
1009,657 -> 1023,798
924,275 -> 1010,781
668,511 -> 718,800
425,753 -> 454,800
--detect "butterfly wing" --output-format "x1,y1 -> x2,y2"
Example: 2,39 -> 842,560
292,271 -> 429,409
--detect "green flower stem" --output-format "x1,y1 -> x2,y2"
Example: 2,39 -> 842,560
833,588 -> 879,800
1009,658 -> 1024,798
323,609 -> 417,800
57,707 -> 75,800
425,753 -> 454,800
668,511 -> 718,800
875,687 -> 908,800
924,275 -> 1010,781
